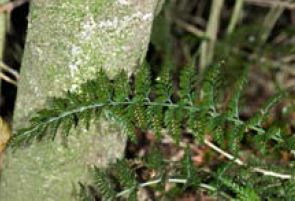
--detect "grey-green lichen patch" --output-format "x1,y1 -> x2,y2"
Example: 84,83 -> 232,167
0,0 -> 162,200
14,0 -> 159,128
0,118 -> 126,201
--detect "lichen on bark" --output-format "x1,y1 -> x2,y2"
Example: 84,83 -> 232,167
0,0 -> 162,200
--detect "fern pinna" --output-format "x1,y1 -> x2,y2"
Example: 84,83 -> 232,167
9,62 -> 295,200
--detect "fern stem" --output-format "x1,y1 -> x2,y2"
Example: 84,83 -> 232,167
226,117 -> 284,142
168,178 -> 187,183
14,101 -> 201,138
115,178 -> 162,198
115,187 -> 136,198
15,99 -> 273,145
204,139 -> 244,165
15,103 -> 110,137
140,178 -> 162,187
226,117 -> 265,133
116,177 -> 230,199
252,167 -> 292,180
204,139 -> 292,180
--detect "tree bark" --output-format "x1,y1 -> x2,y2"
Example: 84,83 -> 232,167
0,0 -> 163,200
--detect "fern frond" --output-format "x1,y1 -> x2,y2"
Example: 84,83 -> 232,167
164,108 -> 182,144
48,119 -> 62,141
201,64 -> 221,111
93,167 -> 116,201
284,180 -> 295,200
179,63 -> 198,104
128,103 -> 147,129
145,148 -> 165,172
188,112 -> 207,143
254,125 -> 281,154
147,105 -> 163,139
107,107 -> 137,142
227,124 -> 245,153
113,70 -> 130,101
213,126 -> 225,147
135,61 -> 151,98
11,98 -> 106,147
207,115 -> 226,146
114,159 -> 138,200
116,160 -> 137,186
219,177 -> 261,201
80,109 -> 93,130
94,69 -> 112,102
155,65 -> 173,102
77,183 -> 94,201
226,66 -> 248,118
181,147 -> 200,188
261,92 -> 285,116
11,63 -> 287,155
247,92 -> 285,130
285,136 -> 295,150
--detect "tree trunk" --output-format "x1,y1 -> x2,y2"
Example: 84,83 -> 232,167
0,0 -> 163,200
